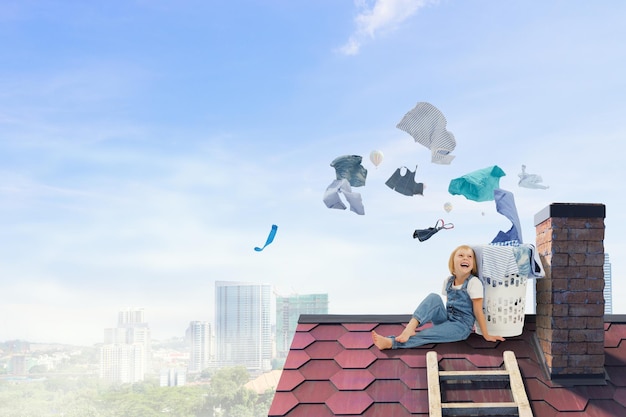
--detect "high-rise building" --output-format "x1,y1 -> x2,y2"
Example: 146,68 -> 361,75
160,368 -> 187,387
215,281 -> 272,373
100,308 -> 152,384
100,344 -> 145,384
186,321 -> 211,373
604,253 -> 612,314
276,293 -> 329,359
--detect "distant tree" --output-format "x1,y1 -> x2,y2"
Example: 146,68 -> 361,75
255,388 -> 275,417
98,381 -> 206,417
202,366 -> 274,417
28,364 -> 48,374
200,367 -> 215,379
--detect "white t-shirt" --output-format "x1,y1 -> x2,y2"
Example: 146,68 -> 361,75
441,276 -> 484,300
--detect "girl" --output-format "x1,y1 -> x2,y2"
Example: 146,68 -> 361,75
372,245 -> 505,349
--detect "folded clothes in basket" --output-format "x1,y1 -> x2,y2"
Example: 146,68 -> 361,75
472,243 -> 545,281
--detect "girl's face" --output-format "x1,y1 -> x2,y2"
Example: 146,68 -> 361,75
454,247 -> 475,276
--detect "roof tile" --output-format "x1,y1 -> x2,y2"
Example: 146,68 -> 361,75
400,366 -> 429,390
283,350 -> 310,370
572,384 -> 615,401
614,387 -> 626,408
526,378 -> 552,401
531,401 -> 559,417
283,403 -> 333,417
334,349 -> 377,369
294,323 -> 317,332
276,370 -> 305,391
305,341 -> 343,359
604,322 -> 625,348
362,402 -> 415,417
330,369 -> 375,390
367,358 -> 409,379
605,347 -> 626,366
371,323 -> 405,337
299,359 -> 341,380
439,357 -> 480,372
366,379 -> 408,402
542,387 -> 589,412
268,392 -> 299,416
397,350 -> 428,368
464,351 -> 505,368
606,364 -> 626,386
338,330 -> 374,349
570,399 -> 626,417
292,380 -> 337,403
289,332 -> 315,350
310,324 -> 348,341
342,323 -> 377,332
326,391 -> 373,415
399,388 -> 430,414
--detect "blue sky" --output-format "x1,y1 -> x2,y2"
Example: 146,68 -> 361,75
1,0 -> 625,346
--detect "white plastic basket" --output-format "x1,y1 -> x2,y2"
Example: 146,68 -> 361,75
475,274 -> 527,337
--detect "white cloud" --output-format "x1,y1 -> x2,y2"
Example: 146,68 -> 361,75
339,0 -> 436,55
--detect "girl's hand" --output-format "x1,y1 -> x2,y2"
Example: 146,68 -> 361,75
483,334 -> 505,342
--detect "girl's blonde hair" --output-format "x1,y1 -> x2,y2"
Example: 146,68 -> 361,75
448,245 -> 478,276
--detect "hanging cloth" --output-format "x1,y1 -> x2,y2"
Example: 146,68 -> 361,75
413,219 -> 454,242
385,165 -> 425,196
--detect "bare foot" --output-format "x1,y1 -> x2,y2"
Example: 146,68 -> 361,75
371,331 -> 393,350
395,326 -> 417,343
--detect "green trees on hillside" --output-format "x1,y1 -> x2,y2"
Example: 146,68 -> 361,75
0,366 -> 273,417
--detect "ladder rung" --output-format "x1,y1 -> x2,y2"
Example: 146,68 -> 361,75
439,370 -> 510,381
442,402 -> 518,416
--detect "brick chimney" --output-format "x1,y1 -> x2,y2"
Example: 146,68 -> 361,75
534,203 -> 606,381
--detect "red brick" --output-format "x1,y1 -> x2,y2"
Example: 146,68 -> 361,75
568,304 -> 604,318
554,316 -> 587,330
568,253 -> 587,266
551,254 -> 569,267
587,342 -> 606,355
569,354 -> 604,368
585,253 -> 606,267
569,330 -> 594,343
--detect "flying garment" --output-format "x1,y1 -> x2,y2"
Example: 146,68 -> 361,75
413,219 -> 454,242
330,155 -> 368,187
518,165 -> 549,189
323,179 -> 365,215
448,165 -> 506,202
385,166 -> 425,196
491,188 -> 523,244
396,102 -> 456,164
254,224 -> 278,252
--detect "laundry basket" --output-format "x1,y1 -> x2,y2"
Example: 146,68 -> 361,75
475,274 -> 527,337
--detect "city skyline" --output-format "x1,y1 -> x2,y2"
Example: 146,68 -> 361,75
2,1 -> 625,347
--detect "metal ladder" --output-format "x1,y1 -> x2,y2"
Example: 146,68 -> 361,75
426,350 -> 533,417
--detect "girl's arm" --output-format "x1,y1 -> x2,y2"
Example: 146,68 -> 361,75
472,298 -> 505,343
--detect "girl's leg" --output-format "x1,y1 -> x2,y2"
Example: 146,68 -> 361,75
393,320 -> 471,349
396,293 -> 447,343
372,293 -> 449,350
413,293 -> 448,325
395,318 -> 419,343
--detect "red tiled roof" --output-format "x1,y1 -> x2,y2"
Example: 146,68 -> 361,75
269,314 -> 626,417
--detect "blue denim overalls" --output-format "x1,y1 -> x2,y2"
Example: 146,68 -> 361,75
391,276 -> 478,349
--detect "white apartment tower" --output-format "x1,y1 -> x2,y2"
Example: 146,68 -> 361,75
186,321 -> 211,373
100,308 -> 152,384
215,281 -> 272,374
